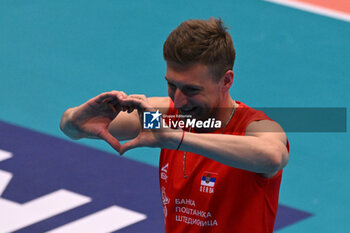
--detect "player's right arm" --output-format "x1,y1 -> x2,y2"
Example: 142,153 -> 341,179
59,91 -> 170,152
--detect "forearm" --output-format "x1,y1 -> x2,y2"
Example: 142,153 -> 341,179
164,131 -> 288,174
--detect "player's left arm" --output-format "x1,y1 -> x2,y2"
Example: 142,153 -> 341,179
246,120 -> 288,177
118,96 -> 288,178
162,120 -> 289,178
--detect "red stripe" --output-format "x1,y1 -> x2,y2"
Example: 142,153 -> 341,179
291,0 -> 350,14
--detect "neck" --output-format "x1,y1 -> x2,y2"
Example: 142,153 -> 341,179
194,95 -> 236,133
218,94 -> 235,121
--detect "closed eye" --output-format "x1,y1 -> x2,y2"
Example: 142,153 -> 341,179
167,82 -> 177,90
182,86 -> 201,96
165,77 -> 202,96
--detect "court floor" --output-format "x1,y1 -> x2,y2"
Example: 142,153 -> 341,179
1,0 -> 349,232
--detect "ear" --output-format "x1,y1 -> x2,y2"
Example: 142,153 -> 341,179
221,70 -> 234,90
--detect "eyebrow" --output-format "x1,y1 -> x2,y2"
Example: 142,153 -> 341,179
164,76 -> 203,90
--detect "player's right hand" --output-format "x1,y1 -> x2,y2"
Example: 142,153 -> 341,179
60,91 -> 128,152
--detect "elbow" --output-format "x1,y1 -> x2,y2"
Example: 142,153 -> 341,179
267,144 -> 289,173
59,112 -> 67,133
59,109 -> 70,133
59,108 -> 81,140
60,109 -> 73,130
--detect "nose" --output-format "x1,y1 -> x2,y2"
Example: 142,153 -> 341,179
173,88 -> 188,109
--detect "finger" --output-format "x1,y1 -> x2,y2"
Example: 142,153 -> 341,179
94,91 -> 126,104
94,93 -> 116,104
127,106 -> 135,113
119,138 -> 142,155
92,92 -> 127,114
99,130 -> 121,153
110,98 -> 122,112
117,91 -> 127,99
121,98 -> 144,111
107,103 -> 118,113
126,95 -> 148,109
127,94 -> 147,101
110,90 -> 127,101
121,105 -> 128,112
122,95 -> 140,113
121,97 -> 154,112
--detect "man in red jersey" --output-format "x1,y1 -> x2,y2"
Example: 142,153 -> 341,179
60,18 -> 289,233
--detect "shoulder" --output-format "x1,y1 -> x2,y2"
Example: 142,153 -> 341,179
246,120 -> 288,151
235,101 -> 281,135
241,102 -> 288,148
246,120 -> 285,135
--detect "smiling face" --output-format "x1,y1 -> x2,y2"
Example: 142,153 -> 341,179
165,63 -> 231,120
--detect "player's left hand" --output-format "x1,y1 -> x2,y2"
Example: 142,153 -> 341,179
119,95 -> 175,155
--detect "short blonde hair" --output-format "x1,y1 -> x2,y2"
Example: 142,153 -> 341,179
163,18 -> 236,82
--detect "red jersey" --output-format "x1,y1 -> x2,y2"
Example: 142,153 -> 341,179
159,101 -> 289,233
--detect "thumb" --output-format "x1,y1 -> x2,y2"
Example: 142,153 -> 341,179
99,130 -> 121,153
119,137 -> 142,155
